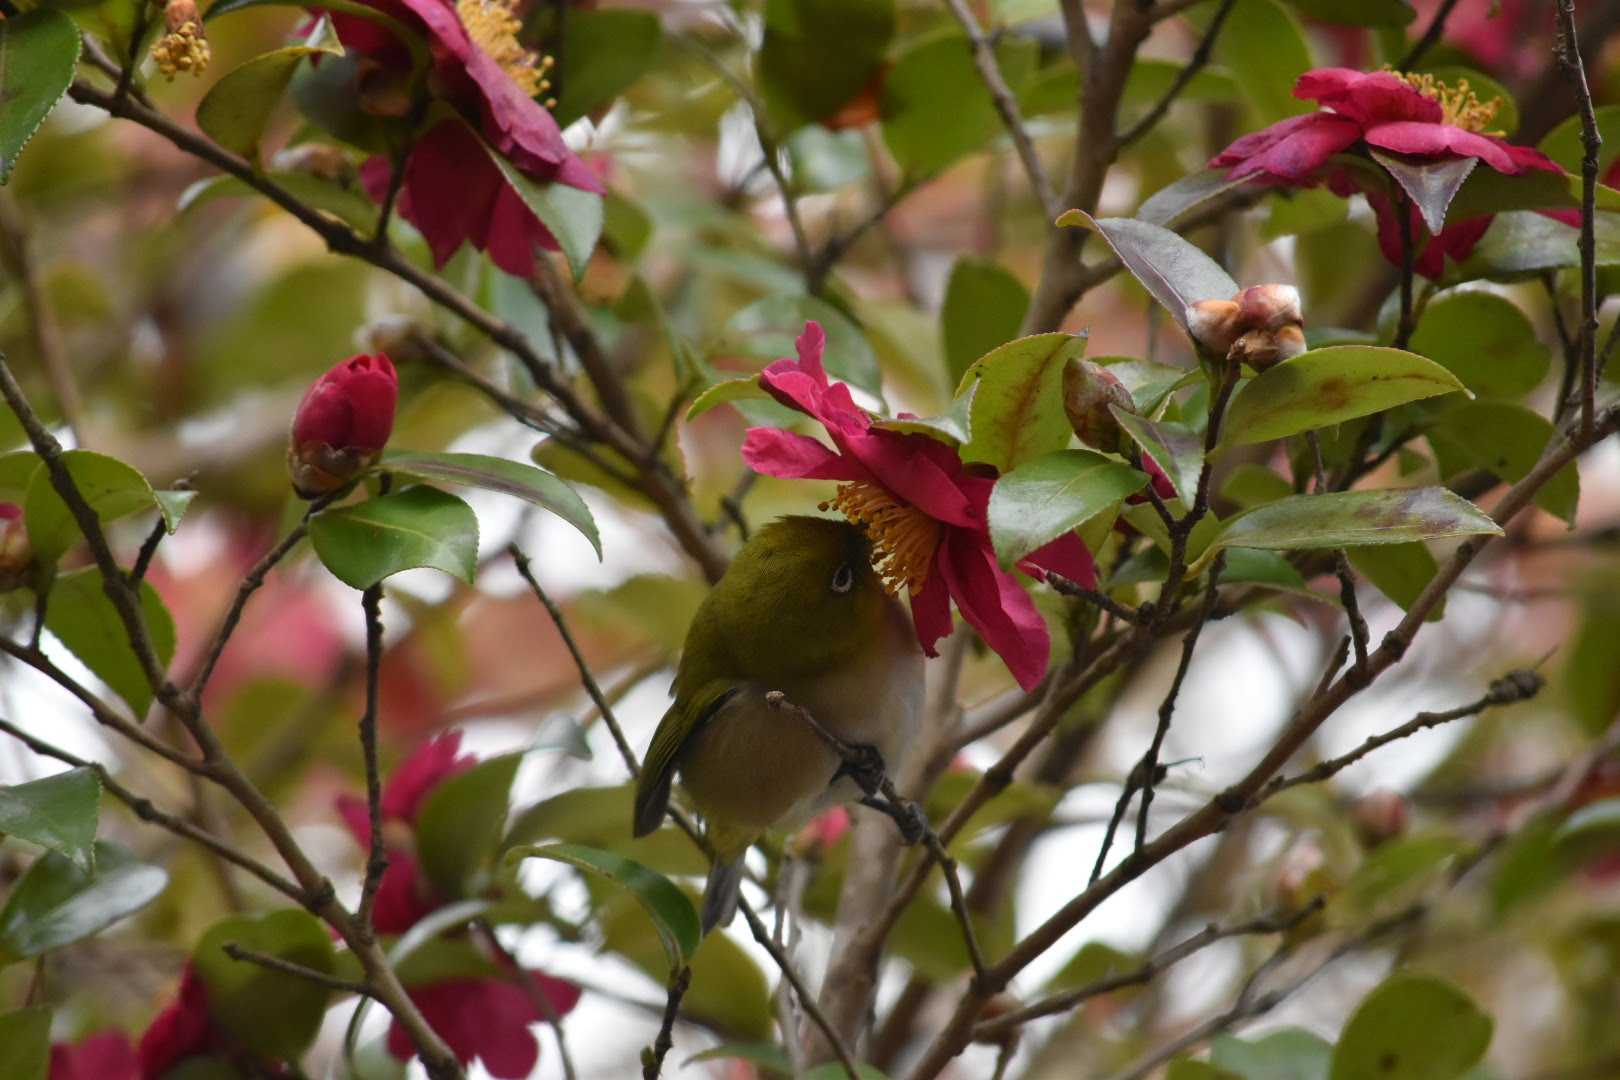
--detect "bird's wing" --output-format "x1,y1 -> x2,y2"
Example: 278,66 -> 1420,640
632,680 -> 739,837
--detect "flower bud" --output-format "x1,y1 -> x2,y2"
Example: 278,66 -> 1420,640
151,0 -> 210,80
0,503 -> 30,592
1062,360 -> 1135,453
790,806 -> 851,858
1352,789 -> 1409,847
287,353 -> 398,498
1185,284 -> 1305,371
1272,837 -> 1336,941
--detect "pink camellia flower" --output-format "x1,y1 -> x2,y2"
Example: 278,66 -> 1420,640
51,1032 -> 138,1080
0,502 -> 29,591
287,353 -> 398,498
320,0 -> 605,276
1211,68 -> 1561,278
335,731 -> 476,935
740,322 -> 1097,692
386,972 -> 582,1078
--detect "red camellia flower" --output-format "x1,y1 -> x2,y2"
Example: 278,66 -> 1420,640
287,353 -> 399,498
51,1032 -> 138,1080
335,730 -> 476,934
1211,68 -> 1561,278
386,972 -> 582,1079
323,0 -> 605,276
0,502 -> 29,591
136,965 -> 239,1080
740,322 -> 1096,692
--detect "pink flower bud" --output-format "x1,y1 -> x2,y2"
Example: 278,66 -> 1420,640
287,353 -> 398,498
1062,360 -> 1136,453
1185,284 -> 1306,370
1352,789 -> 1409,846
0,503 -> 30,592
791,806 -> 851,858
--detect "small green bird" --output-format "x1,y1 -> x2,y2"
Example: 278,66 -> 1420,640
632,516 -> 924,932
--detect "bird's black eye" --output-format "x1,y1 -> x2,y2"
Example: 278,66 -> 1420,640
830,563 -> 855,594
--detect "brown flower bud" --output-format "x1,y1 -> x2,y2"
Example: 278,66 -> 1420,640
1062,360 -> 1135,453
1185,283 -> 1305,371
1352,789 -> 1409,847
0,503 -> 30,592
151,0 -> 210,80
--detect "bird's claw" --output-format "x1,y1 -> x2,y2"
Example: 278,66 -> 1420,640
834,741 -> 888,798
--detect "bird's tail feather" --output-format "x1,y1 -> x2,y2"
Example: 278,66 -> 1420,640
701,857 -> 743,933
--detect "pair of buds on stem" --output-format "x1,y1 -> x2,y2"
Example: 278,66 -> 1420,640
1062,284 -> 1306,454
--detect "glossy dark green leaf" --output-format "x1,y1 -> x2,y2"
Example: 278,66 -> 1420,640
1453,210 -> 1620,282
1219,347 -> 1465,446
756,0 -> 894,133
415,752 -> 522,896
0,768 -> 100,873
1057,211 -> 1238,332
45,568 -> 177,717
196,44 -> 338,161
1221,548 -> 1313,596
1408,292 -> 1549,398
1221,463 -> 1293,508
194,909 -> 334,1059
0,10 -> 81,184
1428,401 -> 1578,524
1448,164 -> 1620,223
1330,973 -> 1492,1080
0,841 -> 167,964
685,376 -> 767,421
507,842 -> 699,972
0,1006 -> 50,1080
988,450 -> 1144,565
959,333 -> 1089,472
548,9 -> 662,129
381,451 -> 599,557
310,486 -> 479,590
1113,408 -> 1202,503
502,783 -> 707,878
882,31 -> 1037,176
1279,0 -> 1412,26
1212,1028 -> 1333,1080
942,257 -> 1029,385
485,139 -> 604,281
1348,543 -> 1444,621
1209,488 -> 1501,557
1205,0 -> 1311,123
1370,150 -> 1476,235
24,450 -> 167,563
871,385 -> 976,447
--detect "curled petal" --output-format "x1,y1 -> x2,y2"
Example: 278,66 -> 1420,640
908,570 -> 954,659
1210,112 -> 1362,182
383,731 -> 475,824
741,429 -> 870,482
937,531 -> 1050,692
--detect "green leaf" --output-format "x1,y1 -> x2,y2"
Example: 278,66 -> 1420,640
1221,462 -> 1294,508
604,897 -> 770,1036
1057,211 -> 1238,331
1370,150 -> 1477,236
0,10 -> 81,184
1112,408 -> 1202,503
1219,346 -> 1465,447
719,294 -> 883,400
381,451 -> 599,557
483,137 -> 604,281
871,384 -> 976,446
1447,164 -> 1620,223
958,333 -> 1089,472
0,841 -> 167,965
1169,1062 -> 1242,1080
194,910 -> 334,1060
1407,292 -> 1549,398
178,172 -> 380,232
1330,973 -> 1492,1080
196,44 -> 339,162
24,450 -> 167,564
415,752 -> 522,896
548,9 -> 662,129
1569,588 -> 1620,736
1208,488 -> 1501,557
1102,358 -> 1200,414
0,768 -> 100,873
1554,797 -> 1620,862
1453,210 -> 1620,281
1428,401 -> 1579,524
1220,548 -> 1313,596
1206,0 -> 1311,123
155,489 -> 198,532
988,450 -> 1145,565
309,486 -> 479,590
45,568 -> 177,717
207,0 -> 429,71
1348,543 -> 1444,621
882,31 -> 1037,176
685,376 -> 767,421
1333,834 -> 1466,921
1279,0 -> 1412,26
1138,170 -> 1256,229
756,0 -> 894,133
1212,1028 -> 1333,1080
942,257 -> 1029,386
502,783 -> 707,878
0,1006 -> 50,1080
506,842 -> 699,973
1540,104 -> 1620,177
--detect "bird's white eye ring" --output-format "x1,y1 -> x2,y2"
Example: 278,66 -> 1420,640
831,563 -> 855,594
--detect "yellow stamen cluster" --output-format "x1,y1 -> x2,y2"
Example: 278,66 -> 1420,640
455,0 -> 557,106
821,481 -> 942,596
152,20 -> 209,79
1393,71 -> 1503,135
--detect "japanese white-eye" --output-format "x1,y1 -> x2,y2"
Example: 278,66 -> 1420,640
633,516 -> 924,931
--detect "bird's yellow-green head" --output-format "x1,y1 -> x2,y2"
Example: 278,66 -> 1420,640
673,515 -> 894,697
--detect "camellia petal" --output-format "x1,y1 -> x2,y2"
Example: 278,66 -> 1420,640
908,571 -> 954,659
741,428 -> 872,482
381,731 -> 476,824
937,530 -> 1050,692
1211,112 -> 1362,182
1019,531 -> 1098,589
1364,122 -> 1557,175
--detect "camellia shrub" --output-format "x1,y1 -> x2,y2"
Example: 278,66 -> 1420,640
5,0 -> 1620,1077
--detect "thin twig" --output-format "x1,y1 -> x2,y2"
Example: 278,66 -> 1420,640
222,942 -> 376,998
1394,188 -> 1417,350
129,514 -> 170,585
1116,0 -> 1238,151
1308,432 -> 1368,671
737,902 -> 862,1080
642,965 -> 691,1079
356,583 -> 389,935
1047,574 -> 1151,624
1397,0 -> 1462,69
1556,0 -> 1603,439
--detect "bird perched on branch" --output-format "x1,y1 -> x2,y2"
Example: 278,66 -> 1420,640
632,516 -> 924,932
